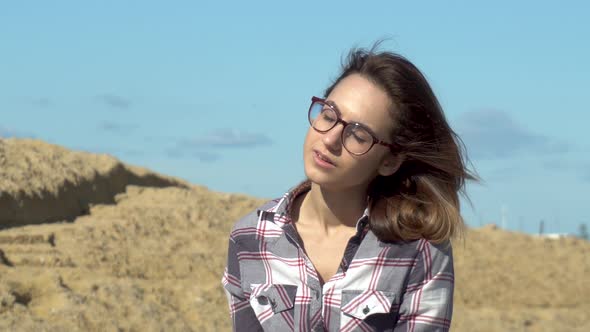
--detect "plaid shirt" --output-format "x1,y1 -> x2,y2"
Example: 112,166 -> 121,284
221,185 -> 454,331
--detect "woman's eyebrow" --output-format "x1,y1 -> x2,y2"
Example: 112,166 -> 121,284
326,99 -> 380,137
325,100 -> 342,116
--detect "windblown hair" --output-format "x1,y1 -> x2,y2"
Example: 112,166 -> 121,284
320,43 -> 479,244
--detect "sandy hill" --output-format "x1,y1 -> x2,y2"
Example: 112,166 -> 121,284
0,138 -> 588,331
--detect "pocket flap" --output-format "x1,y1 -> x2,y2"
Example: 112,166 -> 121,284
250,284 -> 298,314
341,289 -> 396,320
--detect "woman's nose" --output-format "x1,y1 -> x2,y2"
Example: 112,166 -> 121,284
321,123 -> 344,150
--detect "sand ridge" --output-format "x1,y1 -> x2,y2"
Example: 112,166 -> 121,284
0,138 -> 189,228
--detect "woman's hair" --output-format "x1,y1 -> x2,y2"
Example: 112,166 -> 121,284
320,43 -> 479,244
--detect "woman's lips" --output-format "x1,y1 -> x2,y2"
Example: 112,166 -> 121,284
313,150 -> 336,168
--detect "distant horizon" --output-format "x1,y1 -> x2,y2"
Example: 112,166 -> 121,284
2,1 -> 589,236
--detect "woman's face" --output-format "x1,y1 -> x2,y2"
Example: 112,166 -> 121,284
303,73 -> 400,192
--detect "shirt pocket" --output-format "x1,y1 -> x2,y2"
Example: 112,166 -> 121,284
341,289 -> 398,327
249,284 -> 298,327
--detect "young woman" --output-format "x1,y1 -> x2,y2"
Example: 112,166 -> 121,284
222,45 -> 477,332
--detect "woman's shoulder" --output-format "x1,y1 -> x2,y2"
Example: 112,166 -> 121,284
229,198 -> 282,233
376,236 -> 453,262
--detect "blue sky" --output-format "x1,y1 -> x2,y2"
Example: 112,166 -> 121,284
1,1 -> 588,235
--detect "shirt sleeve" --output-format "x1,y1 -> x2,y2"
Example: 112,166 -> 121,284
394,239 -> 455,332
221,236 -> 263,332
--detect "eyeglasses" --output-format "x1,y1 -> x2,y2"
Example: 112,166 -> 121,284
308,96 -> 398,155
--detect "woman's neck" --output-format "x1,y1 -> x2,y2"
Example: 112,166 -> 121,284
296,182 -> 368,233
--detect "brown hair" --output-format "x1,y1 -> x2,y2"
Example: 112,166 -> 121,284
321,43 -> 479,244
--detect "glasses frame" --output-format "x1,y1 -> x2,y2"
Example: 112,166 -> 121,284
308,96 -> 399,156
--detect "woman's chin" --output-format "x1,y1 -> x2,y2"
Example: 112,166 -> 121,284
304,168 -> 341,189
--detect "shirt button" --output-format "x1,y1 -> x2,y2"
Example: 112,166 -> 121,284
257,296 -> 269,305
363,305 -> 370,314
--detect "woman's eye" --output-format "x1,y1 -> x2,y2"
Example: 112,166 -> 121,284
321,112 -> 336,122
353,133 -> 367,143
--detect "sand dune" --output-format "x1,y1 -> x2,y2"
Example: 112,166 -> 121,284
0,138 -> 588,331
0,138 -> 189,228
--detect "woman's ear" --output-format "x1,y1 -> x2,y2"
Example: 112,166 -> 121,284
378,154 -> 403,177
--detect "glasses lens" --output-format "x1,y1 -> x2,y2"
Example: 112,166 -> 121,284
309,101 -> 337,132
343,124 -> 373,155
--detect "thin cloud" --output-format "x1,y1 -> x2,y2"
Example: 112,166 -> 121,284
164,129 -> 271,162
165,148 -> 221,162
144,135 -> 177,144
455,109 -> 569,160
28,97 -> 52,108
181,129 -> 272,148
542,159 -> 590,182
96,94 -> 132,109
193,151 -> 220,162
541,159 -> 571,172
98,121 -> 138,135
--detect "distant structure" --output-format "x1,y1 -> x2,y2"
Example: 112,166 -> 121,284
501,205 -> 507,230
579,223 -> 589,241
535,233 -> 572,240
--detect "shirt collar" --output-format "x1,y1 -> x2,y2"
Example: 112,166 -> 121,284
272,180 -> 371,233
